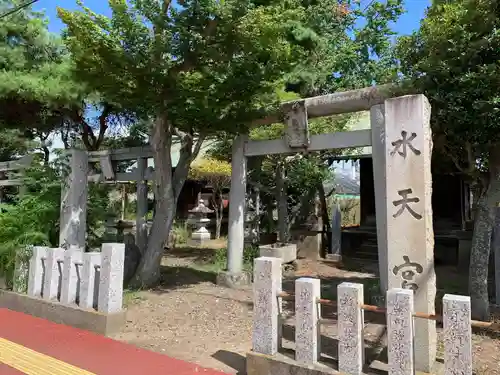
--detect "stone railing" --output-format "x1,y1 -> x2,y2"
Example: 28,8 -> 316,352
252,256 -> 473,375
26,243 -> 125,314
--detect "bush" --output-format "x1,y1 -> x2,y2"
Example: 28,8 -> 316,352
0,157 -> 113,288
0,164 -> 60,288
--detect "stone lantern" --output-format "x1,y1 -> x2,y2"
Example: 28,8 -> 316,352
188,199 -> 214,246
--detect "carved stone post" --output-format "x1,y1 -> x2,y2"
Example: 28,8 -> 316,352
383,95 -> 436,372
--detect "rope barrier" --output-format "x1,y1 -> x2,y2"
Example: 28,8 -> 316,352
278,291 -> 500,331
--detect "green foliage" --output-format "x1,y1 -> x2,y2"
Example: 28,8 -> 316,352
0,153 -> 115,284
189,158 -> 231,183
285,0 -> 404,96
170,221 -> 190,245
0,1 -> 84,131
396,0 -> 500,168
0,163 -> 60,285
57,0 -> 327,132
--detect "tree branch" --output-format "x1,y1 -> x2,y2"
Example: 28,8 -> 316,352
95,104 -> 112,150
444,141 -> 477,177
172,133 -> 207,199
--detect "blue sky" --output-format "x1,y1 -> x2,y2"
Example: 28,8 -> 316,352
36,0 -> 430,35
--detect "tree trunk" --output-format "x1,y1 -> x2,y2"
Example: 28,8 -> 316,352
130,116 -> 205,288
213,193 -> 222,239
276,161 -> 288,243
121,185 -> 127,220
469,147 -> 500,320
130,116 -> 175,288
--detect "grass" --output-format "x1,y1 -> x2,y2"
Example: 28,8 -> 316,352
192,245 -> 259,274
123,289 -> 146,307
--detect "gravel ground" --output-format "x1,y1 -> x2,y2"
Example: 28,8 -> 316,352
111,245 -> 500,375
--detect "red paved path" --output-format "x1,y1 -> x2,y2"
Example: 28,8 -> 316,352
0,308 -> 229,375
0,363 -> 24,374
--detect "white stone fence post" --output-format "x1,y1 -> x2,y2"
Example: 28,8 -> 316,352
24,243 -> 125,314
252,256 -> 473,375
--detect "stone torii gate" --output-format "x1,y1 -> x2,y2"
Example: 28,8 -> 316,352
222,86 -> 437,373
59,146 -> 156,253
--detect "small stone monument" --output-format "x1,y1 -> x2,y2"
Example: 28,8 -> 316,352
188,199 -> 213,246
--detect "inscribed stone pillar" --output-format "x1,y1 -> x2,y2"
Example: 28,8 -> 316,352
295,278 -> 321,365
370,104 -> 388,292
442,294 -> 472,374
42,248 -> 65,301
387,288 -> 414,375
252,257 -> 281,355
59,149 -> 88,250
136,157 -> 148,254
60,247 -> 83,305
384,95 -> 436,372
98,243 -> 125,314
338,282 -> 364,374
227,135 -> 247,274
27,246 -> 48,297
79,252 -> 101,310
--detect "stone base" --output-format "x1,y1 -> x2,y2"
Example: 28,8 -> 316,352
216,271 -> 251,289
0,289 -> 126,336
246,351 -> 336,375
324,254 -> 342,263
187,231 -> 211,247
259,243 -> 297,263
247,351 -> 444,375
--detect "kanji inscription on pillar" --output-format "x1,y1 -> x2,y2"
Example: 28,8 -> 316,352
392,255 -> 423,291
392,188 -> 422,220
383,95 -> 436,372
390,130 -> 421,158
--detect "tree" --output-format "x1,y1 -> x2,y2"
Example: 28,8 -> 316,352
208,0 -> 405,244
58,0 -> 348,287
0,1 -> 85,135
396,0 -> 500,320
189,158 -> 231,239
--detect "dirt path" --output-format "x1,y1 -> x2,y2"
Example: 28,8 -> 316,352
112,245 -> 500,374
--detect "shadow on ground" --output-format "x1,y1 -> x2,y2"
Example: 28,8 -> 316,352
159,265 -> 217,286
212,350 -> 247,375
164,246 -> 220,263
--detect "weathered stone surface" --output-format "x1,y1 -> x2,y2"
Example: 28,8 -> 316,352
442,294 -> 472,375
0,288 -> 126,336
216,270 -> 251,288
12,247 -> 31,293
387,288 -> 414,375
370,103 -> 388,292
338,282 -> 364,375
59,149 -> 88,249
27,246 -> 48,298
60,247 -> 83,305
246,351 -> 336,375
80,252 -> 101,310
98,243 -> 125,314
253,257 -> 281,356
384,95 -> 436,372
259,243 -> 297,264
227,135 -> 248,273
42,248 -> 65,301
295,278 -> 321,365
